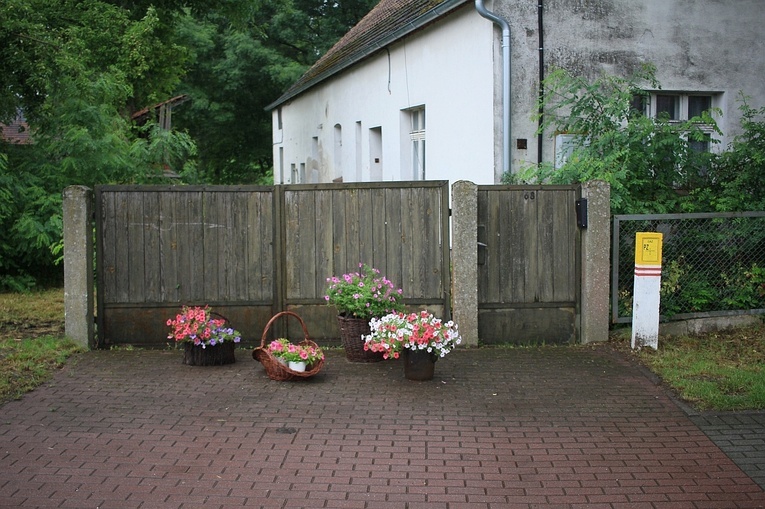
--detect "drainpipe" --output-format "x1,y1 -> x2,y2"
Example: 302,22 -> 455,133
538,0 -> 544,164
475,0 -> 511,176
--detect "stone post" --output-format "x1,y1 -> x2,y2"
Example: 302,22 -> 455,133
451,181 -> 479,347
63,186 -> 94,349
579,180 -> 611,344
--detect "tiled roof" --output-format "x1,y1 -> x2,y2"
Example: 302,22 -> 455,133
267,0 -> 471,110
0,115 -> 32,145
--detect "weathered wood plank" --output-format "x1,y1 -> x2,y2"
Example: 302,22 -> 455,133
249,190 -> 273,302
159,191 -> 178,302
284,190 -> 300,299
230,192 -> 249,300
297,190 -> 317,298
126,191 -> 146,301
99,191 -> 117,303
113,191 -> 131,303
315,189 -> 334,298
143,191 -> 161,303
177,190 -> 205,302
537,189 -> 555,302
383,189 -> 404,291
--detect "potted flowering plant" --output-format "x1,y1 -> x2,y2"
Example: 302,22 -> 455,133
267,338 -> 325,372
325,263 -> 406,362
167,305 -> 242,365
364,310 -> 462,380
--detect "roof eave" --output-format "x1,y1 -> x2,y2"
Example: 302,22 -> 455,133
266,0 -> 471,111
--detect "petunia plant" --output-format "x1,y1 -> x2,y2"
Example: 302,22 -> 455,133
363,310 -> 462,360
324,263 -> 405,320
268,338 -> 325,365
167,305 -> 242,348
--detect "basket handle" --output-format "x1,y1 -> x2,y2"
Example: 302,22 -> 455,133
259,311 -> 310,348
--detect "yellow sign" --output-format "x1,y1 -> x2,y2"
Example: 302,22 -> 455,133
635,232 -> 663,266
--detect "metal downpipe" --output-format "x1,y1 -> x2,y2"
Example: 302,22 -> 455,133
475,0 -> 511,176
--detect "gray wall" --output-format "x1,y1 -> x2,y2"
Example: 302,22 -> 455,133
491,0 -> 765,178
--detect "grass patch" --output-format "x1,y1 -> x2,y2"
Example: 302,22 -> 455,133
0,288 -> 65,338
628,324 -> 765,411
0,288 -> 81,404
0,335 -> 83,404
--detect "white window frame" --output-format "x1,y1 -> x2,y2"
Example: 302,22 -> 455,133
409,107 -> 426,180
643,92 -> 719,153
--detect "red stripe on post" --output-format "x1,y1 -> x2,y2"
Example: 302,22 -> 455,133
634,268 -> 662,277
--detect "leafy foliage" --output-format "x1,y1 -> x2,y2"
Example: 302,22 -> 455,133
508,64 -> 733,214
172,0 -> 377,184
0,0 -> 375,289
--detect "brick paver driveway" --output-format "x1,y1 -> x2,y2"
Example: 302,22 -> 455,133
1,346 -> 763,508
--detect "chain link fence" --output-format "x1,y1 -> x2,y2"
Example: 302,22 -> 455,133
612,212 -> 765,323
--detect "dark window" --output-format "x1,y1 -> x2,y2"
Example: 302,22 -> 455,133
656,95 -> 678,120
688,96 -> 712,118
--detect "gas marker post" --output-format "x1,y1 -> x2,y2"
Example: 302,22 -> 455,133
631,232 -> 663,350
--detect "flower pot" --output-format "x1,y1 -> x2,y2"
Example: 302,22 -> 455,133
336,314 -> 385,363
288,360 -> 307,372
183,341 -> 236,366
403,348 -> 437,381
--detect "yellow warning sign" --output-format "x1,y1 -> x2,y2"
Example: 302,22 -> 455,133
635,232 -> 663,266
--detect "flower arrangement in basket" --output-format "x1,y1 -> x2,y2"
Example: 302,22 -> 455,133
364,311 -> 462,360
167,305 -> 242,365
325,263 -> 406,362
268,338 -> 325,367
324,263 -> 405,320
167,305 -> 242,347
252,311 -> 325,381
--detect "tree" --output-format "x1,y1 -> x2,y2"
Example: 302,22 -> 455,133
0,0 -> 377,289
693,96 -> 765,212
0,0 -> 195,290
508,64 -> 721,214
171,0 -> 377,184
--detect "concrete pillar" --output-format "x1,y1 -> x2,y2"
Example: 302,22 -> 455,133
63,186 -> 94,349
579,180 -> 611,344
451,181 -> 479,347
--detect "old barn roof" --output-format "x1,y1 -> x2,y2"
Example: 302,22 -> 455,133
0,114 -> 31,145
267,0 -> 471,110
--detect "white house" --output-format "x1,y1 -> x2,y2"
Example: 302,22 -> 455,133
267,0 -> 765,185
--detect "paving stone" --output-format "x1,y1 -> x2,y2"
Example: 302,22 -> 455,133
0,346 -> 763,508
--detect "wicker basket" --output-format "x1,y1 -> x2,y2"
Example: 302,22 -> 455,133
337,314 -> 385,363
252,311 -> 325,381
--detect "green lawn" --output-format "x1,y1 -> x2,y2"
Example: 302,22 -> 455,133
612,324 -> 765,411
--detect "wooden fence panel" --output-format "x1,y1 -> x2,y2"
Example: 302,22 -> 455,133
477,185 -> 580,345
96,186 -> 276,347
280,182 -> 451,340
96,182 -> 449,347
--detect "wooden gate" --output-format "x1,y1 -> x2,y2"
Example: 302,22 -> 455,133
477,185 -> 581,344
95,182 -> 450,347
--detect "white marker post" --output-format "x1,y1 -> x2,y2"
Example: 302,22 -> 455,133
631,232 -> 663,350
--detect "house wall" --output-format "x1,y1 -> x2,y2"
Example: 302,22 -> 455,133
273,0 -> 765,184
499,0 -> 765,168
273,6 -> 498,185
